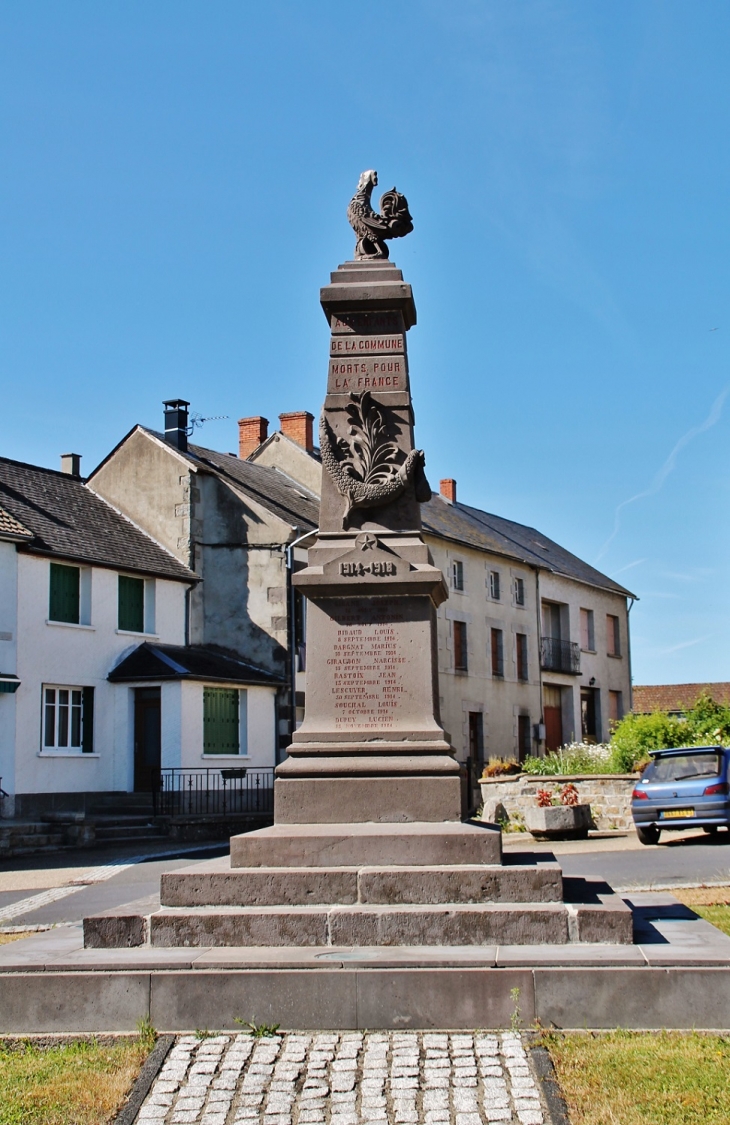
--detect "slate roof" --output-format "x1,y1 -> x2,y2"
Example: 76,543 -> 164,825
421,493 -> 635,598
633,683 -> 730,714
0,456 -> 197,581
108,642 -> 284,686
139,429 -> 319,532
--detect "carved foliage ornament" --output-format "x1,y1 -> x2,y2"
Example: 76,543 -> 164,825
347,170 -> 413,260
320,391 -> 431,528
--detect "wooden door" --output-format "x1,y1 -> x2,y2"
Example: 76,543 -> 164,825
134,687 -> 161,791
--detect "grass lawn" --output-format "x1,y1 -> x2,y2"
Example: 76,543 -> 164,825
0,931 -> 34,945
0,1036 -> 151,1125
546,1031 -> 730,1125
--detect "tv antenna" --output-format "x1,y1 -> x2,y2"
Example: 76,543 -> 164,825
186,412 -> 229,436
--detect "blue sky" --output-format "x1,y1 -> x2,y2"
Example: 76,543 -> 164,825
1,1 -> 729,685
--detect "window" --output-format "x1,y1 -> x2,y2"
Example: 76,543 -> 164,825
203,687 -> 246,754
453,620 -> 468,672
452,560 -> 464,591
514,577 -> 525,606
607,614 -> 621,656
490,628 -> 504,677
118,576 -> 144,632
42,685 -> 94,752
49,563 -> 80,624
518,714 -> 531,762
118,575 -> 155,633
489,571 -> 501,600
609,690 -> 623,726
516,633 -> 528,681
580,608 -> 595,651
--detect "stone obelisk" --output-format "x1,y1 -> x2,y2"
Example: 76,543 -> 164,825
275,172 -> 461,824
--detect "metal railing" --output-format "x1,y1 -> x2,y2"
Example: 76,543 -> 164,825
540,637 -> 581,675
151,767 -> 275,818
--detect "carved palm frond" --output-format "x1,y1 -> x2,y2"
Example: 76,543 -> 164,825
340,393 -> 402,487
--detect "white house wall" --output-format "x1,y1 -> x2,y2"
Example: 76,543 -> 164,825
177,682 -> 277,771
0,541 -> 19,805
12,553 -> 186,798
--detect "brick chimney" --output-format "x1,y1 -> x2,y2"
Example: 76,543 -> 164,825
279,411 -> 314,453
440,479 -> 457,504
238,416 -> 269,459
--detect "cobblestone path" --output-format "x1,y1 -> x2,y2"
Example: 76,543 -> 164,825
137,1031 -> 545,1125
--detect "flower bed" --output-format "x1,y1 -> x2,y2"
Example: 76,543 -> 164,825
480,773 -> 638,832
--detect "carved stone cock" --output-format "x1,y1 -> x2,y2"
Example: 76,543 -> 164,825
347,170 -> 413,260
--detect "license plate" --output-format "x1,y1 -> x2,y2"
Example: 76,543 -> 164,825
660,808 -> 694,819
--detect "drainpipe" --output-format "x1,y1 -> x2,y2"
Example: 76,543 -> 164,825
284,527 -> 319,763
535,566 -> 544,757
626,596 -> 636,714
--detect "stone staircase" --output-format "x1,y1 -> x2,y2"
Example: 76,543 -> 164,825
85,821 -> 633,949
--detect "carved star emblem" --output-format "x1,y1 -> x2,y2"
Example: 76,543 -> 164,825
355,533 -> 377,552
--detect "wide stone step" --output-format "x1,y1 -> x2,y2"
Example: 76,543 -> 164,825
230,821 -> 501,868
149,902 -> 573,947
160,861 -> 562,907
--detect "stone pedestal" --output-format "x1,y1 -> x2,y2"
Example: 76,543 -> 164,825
277,260 -> 461,823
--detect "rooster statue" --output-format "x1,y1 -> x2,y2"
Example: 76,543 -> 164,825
347,170 -> 413,260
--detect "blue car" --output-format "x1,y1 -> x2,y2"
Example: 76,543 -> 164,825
631,745 -> 730,845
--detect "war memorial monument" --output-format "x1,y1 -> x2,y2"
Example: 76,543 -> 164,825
88,171 -> 632,958
4,174 -> 730,1034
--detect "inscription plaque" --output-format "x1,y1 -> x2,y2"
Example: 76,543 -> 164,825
328,356 -> 408,394
330,334 -> 405,356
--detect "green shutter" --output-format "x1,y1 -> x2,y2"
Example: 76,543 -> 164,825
49,563 -> 80,623
203,688 -> 239,755
82,687 -> 94,752
118,575 -> 145,632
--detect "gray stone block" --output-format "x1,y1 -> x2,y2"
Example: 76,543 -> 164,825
328,903 -> 569,946
150,907 -> 330,948
356,968 -> 535,1029
150,970 -> 358,1031
84,912 -> 148,949
534,967 -> 730,1028
0,972 -> 150,1032
524,805 -> 593,839
230,822 -> 501,869
356,864 -> 562,904
274,777 -> 462,824
161,867 -> 359,907
573,898 -> 633,944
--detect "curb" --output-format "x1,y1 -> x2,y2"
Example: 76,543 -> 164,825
112,1034 -> 175,1125
528,1042 -> 572,1125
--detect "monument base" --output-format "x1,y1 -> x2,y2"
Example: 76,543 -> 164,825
274,776 -> 462,824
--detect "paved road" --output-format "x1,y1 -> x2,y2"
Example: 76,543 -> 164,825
3,830 -> 730,930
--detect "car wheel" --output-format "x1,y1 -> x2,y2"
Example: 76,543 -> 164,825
704,825 -> 719,835
636,825 -> 660,845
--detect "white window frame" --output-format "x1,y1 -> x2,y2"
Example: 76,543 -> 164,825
513,576 -> 526,607
42,684 -> 84,752
451,559 -> 464,592
489,570 -> 501,600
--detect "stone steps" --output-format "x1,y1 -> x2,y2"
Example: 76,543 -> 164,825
149,901 -> 575,947
160,861 -> 563,907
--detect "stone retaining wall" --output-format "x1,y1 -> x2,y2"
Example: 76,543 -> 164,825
480,773 -> 638,832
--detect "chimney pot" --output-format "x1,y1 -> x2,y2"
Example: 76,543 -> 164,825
163,399 -> 190,452
279,410 -> 314,453
60,453 -> 82,478
440,478 -> 457,504
238,416 -> 269,459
